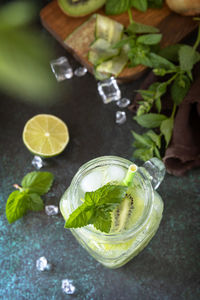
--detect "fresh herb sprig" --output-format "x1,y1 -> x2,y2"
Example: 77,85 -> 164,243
65,184 -> 128,233
105,0 -> 163,15
132,25 -> 200,162
6,171 -> 54,223
112,17 -> 175,71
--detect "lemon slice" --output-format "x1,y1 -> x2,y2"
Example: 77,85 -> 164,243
22,114 -> 69,157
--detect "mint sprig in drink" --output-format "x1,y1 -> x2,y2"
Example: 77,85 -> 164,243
60,156 -> 164,268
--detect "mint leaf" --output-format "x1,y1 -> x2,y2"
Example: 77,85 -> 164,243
65,204 -> 95,228
132,130 -> 152,147
133,147 -> 153,161
93,210 -> 112,233
148,0 -> 163,8
148,53 -> 176,70
160,118 -> 174,147
146,130 -> 161,148
134,113 -> 167,128
21,171 -> 54,195
132,129 -> 162,161
84,184 -> 127,206
154,146 -> 161,159
6,191 -> 28,223
137,34 -> 162,45
179,45 -> 200,72
171,75 -> 191,106
27,193 -> 44,211
105,0 -> 130,15
131,0 -> 148,12
96,184 -> 128,205
158,44 -> 183,62
113,36 -> 134,49
127,22 -> 159,34
64,184 -> 128,232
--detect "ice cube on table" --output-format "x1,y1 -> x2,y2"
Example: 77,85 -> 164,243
32,155 -> 44,170
45,205 -> 59,216
104,166 -> 126,184
50,56 -> 73,81
116,111 -> 126,124
80,170 -> 103,192
36,256 -> 51,271
97,77 -> 121,104
62,279 -> 76,295
74,67 -> 87,77
116,98 -> 131,108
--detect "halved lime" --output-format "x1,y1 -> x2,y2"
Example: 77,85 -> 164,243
22,114 -> 69,157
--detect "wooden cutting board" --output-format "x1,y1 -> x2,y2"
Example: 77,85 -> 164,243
40,0 -> 197,82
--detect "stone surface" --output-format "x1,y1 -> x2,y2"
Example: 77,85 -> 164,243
0,5 -> 199,299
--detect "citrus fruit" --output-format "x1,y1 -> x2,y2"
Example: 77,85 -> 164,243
22,114 -> 69,157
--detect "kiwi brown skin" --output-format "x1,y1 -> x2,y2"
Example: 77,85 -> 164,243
58,0 -> 106,17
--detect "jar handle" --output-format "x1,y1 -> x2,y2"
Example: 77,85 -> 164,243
142,157 -> 166,190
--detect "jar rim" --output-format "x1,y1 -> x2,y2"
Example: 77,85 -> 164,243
64,155 -> 154,241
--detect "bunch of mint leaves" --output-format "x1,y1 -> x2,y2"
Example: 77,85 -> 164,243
6,171 -> 54,223
105,0 -> 163,15
65,184 -> 128,233
113,21 -> 166,69
132,24 -> 200,161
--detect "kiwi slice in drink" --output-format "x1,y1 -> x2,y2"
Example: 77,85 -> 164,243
110,186 -> 145,233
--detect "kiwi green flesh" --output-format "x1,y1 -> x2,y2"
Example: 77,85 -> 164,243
110,186 -> 145,233
58,0 -> 106,17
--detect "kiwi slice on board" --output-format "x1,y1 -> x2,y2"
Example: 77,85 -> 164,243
58,0 -> 106,17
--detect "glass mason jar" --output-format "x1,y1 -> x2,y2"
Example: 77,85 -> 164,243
60,156 -> 165,269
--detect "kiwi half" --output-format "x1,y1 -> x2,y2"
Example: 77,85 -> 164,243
58,0 -> 106,17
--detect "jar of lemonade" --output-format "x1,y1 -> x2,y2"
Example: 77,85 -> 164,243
60,156 -> 165,268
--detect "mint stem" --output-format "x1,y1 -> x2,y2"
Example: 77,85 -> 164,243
128,8 -> 134,24
171,103 -> 177,119
13,184 -> 22,191
123,164 -> 138,186
193,25 -> 200,51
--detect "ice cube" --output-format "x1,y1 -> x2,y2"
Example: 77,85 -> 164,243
80,171 -> 103,192
36,256 -> 51,271
116,98 -> 131,108
74,67 -> 87,77
116,111 -> 126,124
32,156 -> 44,170
97,77 -> 121,104
50,56 -> 73,81
45,205 -> 59,216
104,166 -> 126,184
62,279 -> 75,295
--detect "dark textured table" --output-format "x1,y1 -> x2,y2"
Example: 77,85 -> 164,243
0,3 -> 200,300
